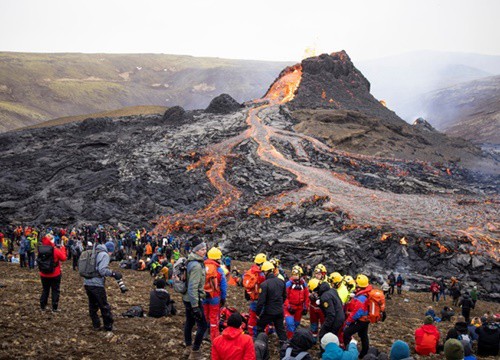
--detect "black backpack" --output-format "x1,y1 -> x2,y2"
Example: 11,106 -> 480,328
37,245 -> 55,274
78,244 -> 104,279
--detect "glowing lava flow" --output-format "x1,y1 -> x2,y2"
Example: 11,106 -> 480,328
153,64 -> 499,261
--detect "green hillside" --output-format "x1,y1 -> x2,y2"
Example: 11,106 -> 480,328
0,52 -> 290,132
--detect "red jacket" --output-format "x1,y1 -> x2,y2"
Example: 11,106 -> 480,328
211,326 -> 256,360
286,277 -> 310,309
415,324 -> 440,355
345,285 -> 372,325
39,236 -> 67,278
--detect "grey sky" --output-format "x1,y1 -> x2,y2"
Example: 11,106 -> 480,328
1,0 -> 499,62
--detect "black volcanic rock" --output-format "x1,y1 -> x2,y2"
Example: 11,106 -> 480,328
289,51 -> 403,127
205,93 -> 242,114
163,106 -> 185,123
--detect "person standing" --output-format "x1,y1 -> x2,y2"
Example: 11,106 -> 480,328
470,286 -> 478,307
244,253 -> 267,337
71,238 -> 83,271
396,274 -> 404,295
82,241 -> 122,331
430,280 -> 440,303
312,280 -> 345,340
255,261 -> 287,346
19,235 -> 29,268
343,274 -> 372,359
284,266 -> 309,339
182,239 -> 208,360
458,292 -> 474,324
439,277 -> 447,301
38,235 -> 67,312
203,247 -> 227,340
27,232 -> 38,270
388,272 -> 396,296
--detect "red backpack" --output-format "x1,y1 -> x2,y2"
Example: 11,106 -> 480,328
243,269 -> 260,300
365,288 -> 386,323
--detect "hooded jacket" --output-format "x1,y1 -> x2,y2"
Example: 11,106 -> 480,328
345,285 -> 372,325
148,288 -> 171,318
83,244 -> 113,287
39,236 -> 67,278
254,333 -> 269,360
182,252 -> 206,307
256,273 -> 286,316
322,341 -> 359,360
475,323 -> 500,356
211,326 -> 256,360
281,327 -> 315,360
415,324 -> 440,355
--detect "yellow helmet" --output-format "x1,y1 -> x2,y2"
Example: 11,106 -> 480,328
254,253 -> 267,265
308,278 -> 321,292
292,265 -> 303,277
356,274 -> 369,288
344,275 -> 355,285
314,264 -> 327,274
207,247 -> 222,260
261,261 -> 275,272
329,272 -> 343,284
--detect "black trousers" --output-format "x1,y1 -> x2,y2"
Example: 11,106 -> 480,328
72,253 -> 80,270
183,301 -> 208,351
343,321 -> 370,358
256,313 -> 287,344
85,285 -> 113,330
40,275 -> 61,310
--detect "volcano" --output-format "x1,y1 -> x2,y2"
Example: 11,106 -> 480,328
0,51 -> 498,298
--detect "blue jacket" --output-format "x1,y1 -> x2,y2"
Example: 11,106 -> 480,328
202,266 -> 227,305
322,342 -> 359,360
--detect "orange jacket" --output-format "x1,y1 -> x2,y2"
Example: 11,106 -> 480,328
145,243 -> 153,255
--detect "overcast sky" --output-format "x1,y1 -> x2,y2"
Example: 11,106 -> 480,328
1,0 -> 499,62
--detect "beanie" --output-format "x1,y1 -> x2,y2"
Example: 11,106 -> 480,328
424,315 -> 434,325
444,339 -> 464,360
227,313 -> 243,328
105,241 -> 115,253
155,278 -> 166,289
390,340 -> 410,360
321,332 -> 339,349
191,238 -> 206,253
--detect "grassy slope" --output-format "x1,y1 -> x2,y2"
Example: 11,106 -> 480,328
0,52 -> 290,132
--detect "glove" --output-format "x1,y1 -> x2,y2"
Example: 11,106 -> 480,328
112,272 -> 122,280
192,307 -> 203,322
220,298 -> 226,307
350,339 -> 358,346
382,311 -> 387,322
302,309 -> 308,316
288,307 -> 296,315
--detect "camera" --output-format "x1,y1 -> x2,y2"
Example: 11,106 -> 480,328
116,278 -> 128,293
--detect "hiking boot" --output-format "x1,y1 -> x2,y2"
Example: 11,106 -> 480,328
52,309 -> 60,313
182,346 -> 192,359
188,350 -> 204,360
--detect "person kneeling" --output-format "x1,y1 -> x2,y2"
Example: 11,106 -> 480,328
148,278 -> 176,317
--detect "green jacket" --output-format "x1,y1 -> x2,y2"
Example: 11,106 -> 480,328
182,252 -> 206,307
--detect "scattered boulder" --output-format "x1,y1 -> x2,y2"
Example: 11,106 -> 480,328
162,106 -> 185,123
205,93 -> 242,114
413,117 -> 437,132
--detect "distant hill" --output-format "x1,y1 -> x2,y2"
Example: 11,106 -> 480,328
357,50 -> 500,122
419,75 -> 500,145
0,52 -> 291,132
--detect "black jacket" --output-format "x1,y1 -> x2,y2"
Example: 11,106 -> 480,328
280,327 -> 314,360
255,333 -> 270,360
148,289 -> 171,318
458,294 -> 474,310
317,282 -> 346,338
256,273 -> 286,316
446,321 -> 471,341
475,324 -> 500,356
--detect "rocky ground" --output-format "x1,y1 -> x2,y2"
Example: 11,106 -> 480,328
1,260 -> 499,360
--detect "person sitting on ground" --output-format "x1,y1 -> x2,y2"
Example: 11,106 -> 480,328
444,339 -> 464,360
389,340 -> 413,360
425,306 -> 440,322
415,316 -> 440,355
148,278 -> 175,318
475,315 -> 500,357
321,332 -> 358,360
461,339 -> 476,360
280,327 -> 315,360
254,333 -> 269,360
441,306 -> 455,322
211,312 -> 256,360
446,315 -> 472,343
467,317 -> 481,342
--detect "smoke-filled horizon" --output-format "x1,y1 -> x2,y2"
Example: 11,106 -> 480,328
1,0 -> 499,62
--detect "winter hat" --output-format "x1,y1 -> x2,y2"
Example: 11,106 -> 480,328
444,339 -> 464,360
155,278 -> 166,289
227,313 -> 243,328
390,340 -> 410,360
191,238 -> 207,253
105,241 -> 115,253
424,315 -> 434,324
321,332 -> 339,349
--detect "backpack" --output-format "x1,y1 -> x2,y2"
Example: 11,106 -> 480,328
78,245 -> 104,279
365,288 -> 386,323
122,305 -> 144,318
172,257 -> 188,294
204,262 -> 220,296
37,245 -> 55,274
243,269 -> 260,300
282,347 -> 308,360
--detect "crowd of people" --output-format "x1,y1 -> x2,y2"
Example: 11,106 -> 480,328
1,225 -> 499,360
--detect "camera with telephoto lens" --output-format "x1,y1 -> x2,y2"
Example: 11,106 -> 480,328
116,278 -> 128,293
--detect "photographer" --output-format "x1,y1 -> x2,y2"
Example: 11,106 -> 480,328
83,241 -> 124,332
